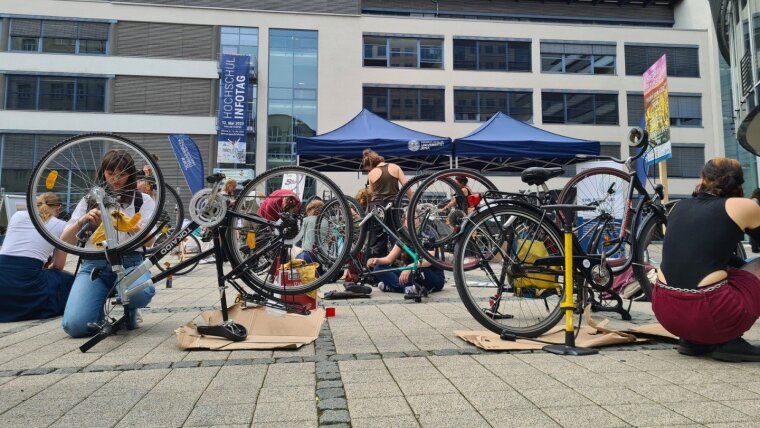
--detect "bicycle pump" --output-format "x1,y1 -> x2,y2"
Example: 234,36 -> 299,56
542,205 -> 598,356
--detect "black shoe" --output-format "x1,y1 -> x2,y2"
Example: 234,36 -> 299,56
677,339 -> 716,356
712,337 -> 760,362
344,283 -> 372,295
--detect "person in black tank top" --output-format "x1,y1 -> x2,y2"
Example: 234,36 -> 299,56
653,157 -> 760,362
362,149 -> 409,261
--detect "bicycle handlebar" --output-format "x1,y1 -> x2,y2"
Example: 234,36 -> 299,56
572,127 -> 650,166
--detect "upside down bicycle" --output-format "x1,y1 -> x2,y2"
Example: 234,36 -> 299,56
27,133 -> 353,351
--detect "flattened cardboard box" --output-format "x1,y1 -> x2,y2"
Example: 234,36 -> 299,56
176,304 -> 325,350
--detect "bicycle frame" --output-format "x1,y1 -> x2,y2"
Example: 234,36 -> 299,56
358,207 -> 420,275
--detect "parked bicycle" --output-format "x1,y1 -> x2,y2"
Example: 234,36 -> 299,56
451,128 -> 667,337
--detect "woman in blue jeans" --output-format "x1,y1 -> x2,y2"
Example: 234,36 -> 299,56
366,244 -> 445,294
60,149 -> 156,337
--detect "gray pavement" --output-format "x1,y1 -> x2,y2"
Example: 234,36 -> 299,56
3,262 -> 760,427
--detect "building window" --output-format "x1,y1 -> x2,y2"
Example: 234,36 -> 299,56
0,134 -> 74,196
268,29 -> 318,168
454,89 -> 532,122
626,93 -> 702,127
9,18 -> 109,55
5,75 -> 106,112
624,45 -> 699,77
220,26 -> 258,166
363,36 -> 443,69
453,39 -> 531,72
363,87 -> 445,121
540,42 -> 616,74
646,145 -> 703,178
541,92 -> 618,125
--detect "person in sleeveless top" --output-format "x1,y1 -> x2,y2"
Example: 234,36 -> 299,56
362,148 -> 409,260
653,157 -> 760,361
0,193 -> 74,322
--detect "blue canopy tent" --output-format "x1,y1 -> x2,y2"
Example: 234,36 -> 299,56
295,109 -> 452,172
454,112 -> 601,173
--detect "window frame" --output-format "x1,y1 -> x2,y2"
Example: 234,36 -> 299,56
453,38 -> 532,72
540,42 -> 617,75
4,74 -> 107,112
363,86 -> 445,122
8,18 -> 109,55
362,35 -> 443,69
624,44 -> 700,78
453,89 -> 533,122
626,92 -> 703,128
541,91 -> 619,125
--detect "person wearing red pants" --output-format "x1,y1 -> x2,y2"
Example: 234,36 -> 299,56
654,157 -> 760,361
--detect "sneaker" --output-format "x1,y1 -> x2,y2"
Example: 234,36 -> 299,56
377,281 -> 387,292
677,339 -> 715,356
712,337 -> 760,362
404,285 -> 415,295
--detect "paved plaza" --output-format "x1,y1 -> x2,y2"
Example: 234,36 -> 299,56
3,262 -> 760,428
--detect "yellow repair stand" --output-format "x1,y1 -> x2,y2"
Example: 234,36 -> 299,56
542,205 -> 598,357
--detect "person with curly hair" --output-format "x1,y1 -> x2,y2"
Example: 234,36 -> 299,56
654,157 -> 760,361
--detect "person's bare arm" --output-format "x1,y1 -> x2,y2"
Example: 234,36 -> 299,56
48,249 -> 68,270
367,245 -> 401,268
393,165 -> 412,199
61,208 -> 101,244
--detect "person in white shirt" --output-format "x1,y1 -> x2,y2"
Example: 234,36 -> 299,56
60,149 -> 156,337
0,193 -> 74,322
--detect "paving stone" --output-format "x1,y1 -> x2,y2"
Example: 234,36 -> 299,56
463,390 -> 535,411
141,362 -> 172,370
543,405 -> 629,428
603,403 -> 693,426
480,407 -> 560,427
351,415 -> 420,428
258,385 -> 314,403
319,409 -> 351,424
253,399 -> 317,422
348,396 -> 413,418
417,410 -> 490,428
406,393 -> 475,415
318,397 -> 348,410
354,353 -> 382,360
666,401 -> 753,424
396,378 -> 457,396
317,371 -> 341,381
20,367 -> 55,376
317,387 -> 346,400
172,360 -> 200,368
317,379 -> 343,389
199,359 -> 226,367
183,403 -> 254,426
344,381 -> 402,399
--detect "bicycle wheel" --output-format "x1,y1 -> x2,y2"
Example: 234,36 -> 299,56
28,133 -> 165,258
326,195 -> 366,258
226,166 -> 352,295
634,214 -> 665,300
155,233 -> 201,276
558,167 -> 632,272
453,203 -> 565,337
313,195 -> 363,266
144,183 -> 185,248
389,173 -> 430,241
407,169 -> 497,270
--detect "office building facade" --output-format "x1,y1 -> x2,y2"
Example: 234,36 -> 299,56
0,0 -> 724,197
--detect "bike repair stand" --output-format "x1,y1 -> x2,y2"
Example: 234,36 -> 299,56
542,205 -> 598,357
196,226 -> 248,341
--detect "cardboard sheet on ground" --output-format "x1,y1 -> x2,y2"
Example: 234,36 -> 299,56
454,308 -> 673,351
175,304 -> 325,350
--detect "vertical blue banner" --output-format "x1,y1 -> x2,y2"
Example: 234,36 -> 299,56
217,53 -> 251,164
168,134 -> 205,195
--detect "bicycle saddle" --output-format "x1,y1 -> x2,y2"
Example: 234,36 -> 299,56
520,167 -> 564,186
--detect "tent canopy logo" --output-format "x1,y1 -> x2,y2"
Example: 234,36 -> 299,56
408,140 -> 420,152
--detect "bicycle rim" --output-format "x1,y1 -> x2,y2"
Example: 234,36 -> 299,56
453,203 -> 565,337
408,169 -> 497,270
226,166 -> 352,295
27,133 -> 165,258
558,167 -> 632,272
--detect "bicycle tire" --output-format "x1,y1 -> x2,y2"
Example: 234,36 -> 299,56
143,183 -> 185,251
634,213 -> 665,300
389,173 -> 431,241
453,202 -> 565,337
342,196 -> 367,257
558,167 -> 632,273
155,233 -> 201,276
407,168 -> 497,271
27,133 -> 165,259
226,166 -> 352,295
